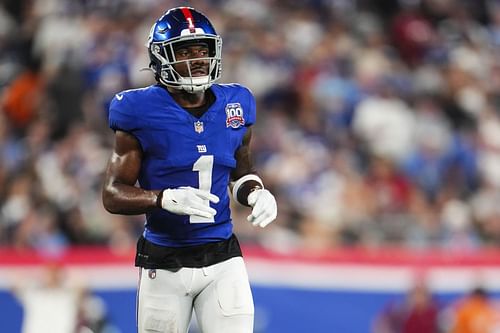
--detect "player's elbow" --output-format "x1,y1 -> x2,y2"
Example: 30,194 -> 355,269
102,187 -> 121,214
103,200 -> 119,214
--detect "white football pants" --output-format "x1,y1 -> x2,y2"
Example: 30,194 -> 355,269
137,256 -> 254,333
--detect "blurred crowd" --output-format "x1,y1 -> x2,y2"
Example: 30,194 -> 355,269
1,0 -> 500,254
374,282 -> 500,333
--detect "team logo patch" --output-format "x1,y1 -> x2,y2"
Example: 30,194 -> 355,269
197,144 -> 207,153
225,103 -> 245,129
194,120 -> 204,133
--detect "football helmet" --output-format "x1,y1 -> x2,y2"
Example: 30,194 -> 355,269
146,7 -> 222,92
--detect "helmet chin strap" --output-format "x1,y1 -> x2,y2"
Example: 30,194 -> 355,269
158,66 -> 213,93
178,75 -> 211,93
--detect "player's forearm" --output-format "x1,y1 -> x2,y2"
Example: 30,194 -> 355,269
102,182 -> 159,215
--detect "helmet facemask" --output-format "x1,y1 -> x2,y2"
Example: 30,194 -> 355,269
148,34 -> 222,93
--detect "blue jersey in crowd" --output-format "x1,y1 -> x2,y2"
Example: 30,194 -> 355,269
108,84 -> 256,247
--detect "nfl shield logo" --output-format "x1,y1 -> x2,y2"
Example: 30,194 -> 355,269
194,120 -> 204,133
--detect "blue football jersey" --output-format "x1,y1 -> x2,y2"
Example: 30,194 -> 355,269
108,84 -> 256,247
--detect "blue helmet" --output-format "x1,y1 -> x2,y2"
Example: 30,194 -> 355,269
146,7 -> 222,92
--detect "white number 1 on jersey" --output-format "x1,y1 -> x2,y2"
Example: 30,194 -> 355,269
190,155 -> 215,223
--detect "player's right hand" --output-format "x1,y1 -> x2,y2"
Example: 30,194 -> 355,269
160,187 -> 219,218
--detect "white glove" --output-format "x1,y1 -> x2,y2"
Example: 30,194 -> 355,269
247,189 -> 277,228
161,187 -> 219,218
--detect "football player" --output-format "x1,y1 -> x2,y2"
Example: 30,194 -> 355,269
102,6 -> 277,333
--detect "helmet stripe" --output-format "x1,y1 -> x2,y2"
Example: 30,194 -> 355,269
180,7 -> 196,33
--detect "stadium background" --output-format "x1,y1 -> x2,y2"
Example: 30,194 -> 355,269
1,0 -> 500,332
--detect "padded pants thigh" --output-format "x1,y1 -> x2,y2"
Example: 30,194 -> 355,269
194,257 -> 254,333
137,268 -> 194,333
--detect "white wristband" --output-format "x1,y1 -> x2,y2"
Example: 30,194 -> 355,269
232,174 -> 264,205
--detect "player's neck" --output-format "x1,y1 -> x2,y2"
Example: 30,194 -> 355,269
167,87 -> 206,108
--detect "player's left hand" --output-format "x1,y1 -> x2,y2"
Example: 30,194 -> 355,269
247,189 -> 277,228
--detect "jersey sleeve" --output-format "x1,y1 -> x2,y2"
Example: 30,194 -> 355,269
108,93 -> 137,132
243,86 -> 256,126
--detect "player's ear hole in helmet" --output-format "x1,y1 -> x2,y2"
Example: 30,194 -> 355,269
145,7 -> 222,93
